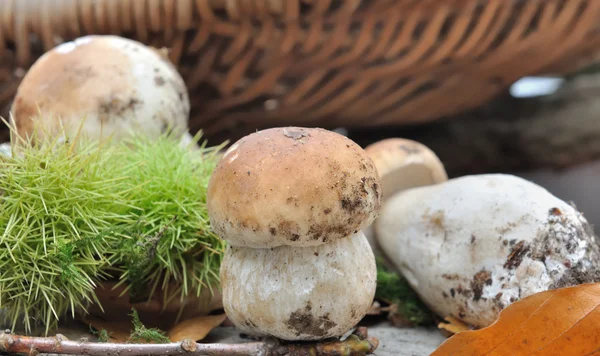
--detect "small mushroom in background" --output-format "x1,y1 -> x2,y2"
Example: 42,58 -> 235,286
362,138 -> 448,248
375,173 -> 600,328
9,35 -> 191,147
207,127 -> 381,340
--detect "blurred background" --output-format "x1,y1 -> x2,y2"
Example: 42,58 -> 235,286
1,0 -> 599,228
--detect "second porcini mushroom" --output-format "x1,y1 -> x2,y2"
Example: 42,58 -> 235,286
10,35 -> 190,146
375,174 -> 600,327
362,138 -> 448,247
207,127 -> 381,340
364,138 -> 448,202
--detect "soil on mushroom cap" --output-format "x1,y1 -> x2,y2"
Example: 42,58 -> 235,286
275,153 -> 379,244
98,97 -> 142,124
307,223 -> 351,243
398,143 -> 422,155
282,128 -> 309,140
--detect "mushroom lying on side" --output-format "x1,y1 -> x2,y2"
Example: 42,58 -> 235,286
207,127 -> 381,340
362,138 -> 448,247
375,174 -> 600,328
10,35 -> 190,146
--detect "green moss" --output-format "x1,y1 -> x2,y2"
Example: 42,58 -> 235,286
0,132 -> 225,333
127,308 -> 170,344
375,257 -> 433,326
90,326 -> 112,343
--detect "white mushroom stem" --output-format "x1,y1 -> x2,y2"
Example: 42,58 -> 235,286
375,174 -> 600,327
363,138 -> 448,248
220,231 -> 377,341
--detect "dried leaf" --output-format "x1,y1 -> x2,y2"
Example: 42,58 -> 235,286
167,314 -> 227,342
438,316 -> 472,336
90,278 -> 223,330
432,283 -> 600,355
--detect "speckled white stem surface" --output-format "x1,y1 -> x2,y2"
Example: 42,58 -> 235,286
220,232 -> 377,341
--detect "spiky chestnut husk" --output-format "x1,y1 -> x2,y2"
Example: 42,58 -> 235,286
0,131 -> 224,333
0,137 -> 129,333
106,133 -> 226,306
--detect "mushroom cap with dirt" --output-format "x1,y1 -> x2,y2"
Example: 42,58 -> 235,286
220,231 -> 377,340
375,174 -> 600,328
207,126 -> 382,248
10,35 -> 189,145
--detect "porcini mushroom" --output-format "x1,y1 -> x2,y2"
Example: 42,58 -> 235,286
208,127 -> 381,249
364,138 -> 448,201
375,174 -> 600,327
363,138 -> 448,247
10,35 -> 189,146
207,127 -> 381,340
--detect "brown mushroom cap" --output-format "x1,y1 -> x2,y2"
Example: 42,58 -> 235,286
207,127 -> 382,248
10,35 -> 189,146
364,138 -> 448,202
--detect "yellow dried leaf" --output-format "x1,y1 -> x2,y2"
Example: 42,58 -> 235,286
438,316 -> 472,336
167,314 -> 227,342
432,283 -> 600,355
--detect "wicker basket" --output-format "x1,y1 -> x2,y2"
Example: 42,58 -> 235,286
1,0 -> 599,143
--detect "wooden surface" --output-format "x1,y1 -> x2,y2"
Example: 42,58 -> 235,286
348,72 -> 600,176
0,312 -> 446,356
0,0 -> 599,143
